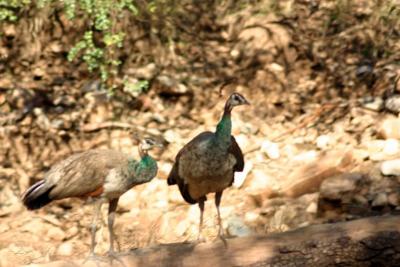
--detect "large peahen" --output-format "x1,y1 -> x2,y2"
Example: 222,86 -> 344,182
21,138 -> 161,260
167,92 -> 249,240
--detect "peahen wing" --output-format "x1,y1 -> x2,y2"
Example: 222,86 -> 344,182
167,131 -> 214,204
229,136 -> 244,172
46,150 -> 129,199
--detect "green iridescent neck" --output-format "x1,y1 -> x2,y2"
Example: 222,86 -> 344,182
127,155 -> 155,173
215,113 -> 232,147
140,154 -> 155,167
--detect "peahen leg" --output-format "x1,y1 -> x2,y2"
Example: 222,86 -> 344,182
107,198 -> 125,264
197,197 -> 205,241
215,191 -> 227,245
83,199 -> 104,264
107,198 -> 119,255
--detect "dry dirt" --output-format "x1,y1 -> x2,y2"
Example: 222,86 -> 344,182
1,1 -> 400,266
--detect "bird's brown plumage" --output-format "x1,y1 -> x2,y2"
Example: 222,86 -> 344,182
22,149 -> 131,210
167,132 -> 244,204
46,150 -> 129,199
22,138 -> 161,260
167,92 -> 249,241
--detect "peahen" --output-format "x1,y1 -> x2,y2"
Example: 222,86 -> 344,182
167,92 -> 249,241
21,138 -> 161,260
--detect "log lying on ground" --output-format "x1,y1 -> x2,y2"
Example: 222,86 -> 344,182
26,215 -> 400,267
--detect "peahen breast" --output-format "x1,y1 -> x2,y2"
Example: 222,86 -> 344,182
178,132 -> 237,199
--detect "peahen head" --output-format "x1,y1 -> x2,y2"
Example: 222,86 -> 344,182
224,92 -> 250,112
139,138 -> 163,156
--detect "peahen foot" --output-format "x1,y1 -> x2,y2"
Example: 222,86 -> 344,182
82,253 -> 106,266
107,249 -> 127,267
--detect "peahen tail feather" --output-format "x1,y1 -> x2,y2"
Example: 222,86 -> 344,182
167,164 -> 197,205
21,180 -> 54,210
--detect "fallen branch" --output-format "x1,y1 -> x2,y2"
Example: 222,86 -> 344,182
26,215 -> 400,267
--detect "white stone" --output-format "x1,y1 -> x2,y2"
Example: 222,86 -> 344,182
306,202 -> 318,214
226,216 -> 253,237
56,242 -> 74,256
381,159 -> 400,176
261,140 -> 280,159
292,150 -> 318,163
378,116 -> 400,139
164,129 -> 180,143
363,96 -> 384,111
233,161 -> 253,188
383,139 -> 400,155
244,211 -> 259,223
316,135 -> 331,150
230,49 -> 240,59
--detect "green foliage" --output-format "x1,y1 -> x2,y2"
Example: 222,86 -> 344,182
0,0 -> 166,89
62,0 -> 138,85
0,0 -> 30,21
123,79 -> 149,97
0,0 -> 181,89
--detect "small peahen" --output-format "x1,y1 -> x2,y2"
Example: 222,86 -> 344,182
167,92 -> 249,241
21,138 -> 161,260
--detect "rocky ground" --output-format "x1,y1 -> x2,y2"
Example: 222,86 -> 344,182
1,93 -> 400,266
1,1 -> 400,266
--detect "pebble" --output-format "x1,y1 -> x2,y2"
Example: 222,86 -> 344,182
244,211 -> 259,223
320,173 -> 363,200
385,95 -> 400,113
378,116 -> 400,139
306,202 -> 318,214
226,216 -> 253,237
133,63 -> 158,80
56,242 -> 74,256
362,96 -> 384,111
381,159 -> 400,176
371,192 -> 388,207
369,139 -> 400,161
383,139 -> 400,155
292,150 -> 318,163
261,140 -> 280,159
316,135 -> 331,150
164,129 -> 180,143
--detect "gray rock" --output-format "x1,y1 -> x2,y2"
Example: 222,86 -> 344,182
385,95 -> 400,113
226,216 -> 254,237
157,75 -> 188,94
371,192 -> 388,207
362,96 -> 384,111
381,159 -> 400,176
319,173 -> 364,200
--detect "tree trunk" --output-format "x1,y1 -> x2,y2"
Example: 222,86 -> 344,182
26,215 -> 400,267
